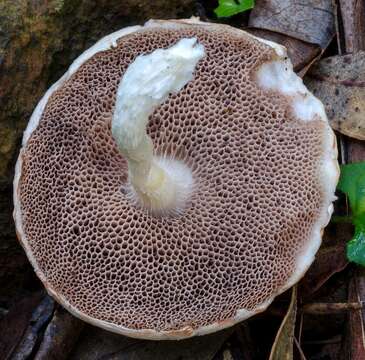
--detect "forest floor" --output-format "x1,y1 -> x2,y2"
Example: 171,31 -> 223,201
0,1 -> 364,359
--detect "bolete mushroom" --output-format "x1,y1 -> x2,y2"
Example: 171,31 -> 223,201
14,18 -> 339,340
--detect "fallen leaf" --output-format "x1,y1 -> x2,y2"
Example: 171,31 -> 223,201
269,286 -> 297,360
297,50 -> 324,78
247,28 -> 321,72
0,292 -> 43,359
305,51 -> 365,140
249,0 -> 335,49
301,243 -> 348,297
11,296 -> 55,360
347,139 -> 365,163
34,307 -> 84,360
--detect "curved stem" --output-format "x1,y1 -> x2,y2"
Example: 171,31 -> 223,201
112,38 -> 205,214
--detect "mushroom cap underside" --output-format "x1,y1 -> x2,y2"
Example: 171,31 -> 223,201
13,19 -> 339,340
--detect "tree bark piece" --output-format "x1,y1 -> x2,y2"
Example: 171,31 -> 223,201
339,0 -> 365,53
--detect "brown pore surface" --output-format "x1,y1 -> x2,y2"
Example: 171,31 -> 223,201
19,25 -> 326,332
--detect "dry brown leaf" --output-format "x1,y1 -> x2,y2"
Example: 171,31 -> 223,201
0,292 -> 43,360
10,296 -> 55,360
305,51 -> 365,140
347,138 -> 365,162
247,28 -> 321,72
249,0 -> 335,49
269,286 -> 297,360
300,243 -> 348,297
297,50 -> 325,78
34,307 -> 84,360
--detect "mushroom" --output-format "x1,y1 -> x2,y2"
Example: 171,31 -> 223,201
14,18 -> 339,340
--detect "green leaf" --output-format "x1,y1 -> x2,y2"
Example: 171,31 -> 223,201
337,162 -> 365,266
338,162 -> 365,215
214,0 -> 255,18
347,226 -> 365,266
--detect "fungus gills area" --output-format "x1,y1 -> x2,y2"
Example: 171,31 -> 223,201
20,25 -> 328,333
112,38 -> 205,215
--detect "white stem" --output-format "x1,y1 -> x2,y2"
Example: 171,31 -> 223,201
112,38 -> 205,215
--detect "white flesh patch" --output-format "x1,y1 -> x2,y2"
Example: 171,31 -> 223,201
112,38 -> 205,215
256,59 -> 327,122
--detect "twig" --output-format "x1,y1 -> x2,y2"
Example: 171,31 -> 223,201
339,133 -> 347,165
302,335 -> 342,345
302,302 -> 362,314
258,301 -> 362,318
298,313 -> 304,347
294,337 -> 307,360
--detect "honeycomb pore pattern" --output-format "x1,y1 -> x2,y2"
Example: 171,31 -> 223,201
19,24 -> 327,332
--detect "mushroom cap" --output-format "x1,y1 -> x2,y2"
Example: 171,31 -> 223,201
14,18 -> 339,340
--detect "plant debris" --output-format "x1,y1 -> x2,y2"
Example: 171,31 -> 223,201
337,162 -> 365,265
305,52 -> 365,140
249,0 -> 335,48
269,286 -> 297,360
214,0 -> 254,18
0,0 -> 365,359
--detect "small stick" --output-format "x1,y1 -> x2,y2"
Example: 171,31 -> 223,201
302,335 -> 342,345
301,302 -> 362,314
294,337 -> 307,360
298,313 -> 304,347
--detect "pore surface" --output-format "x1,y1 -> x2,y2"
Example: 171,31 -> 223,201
20,25 -> 326,332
